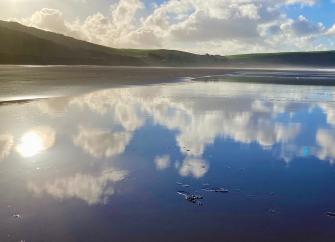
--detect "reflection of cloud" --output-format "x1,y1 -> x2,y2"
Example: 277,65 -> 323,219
278,143 -> 317,163
67,82 -> 305,173
28,169 -> 127,205
154,155 -> 170,170
316,129 -> 335,162
0,134 -> 14,160
16,126 -> 56,158
140,85 -> 302,159
115,102 -> 144,131
174,113 -> 301,157
37,97 -> 72,117
319,103 -> 335,126
73,126 -> 131,158
70,89 -> 144,132
278,129 -> 335,164
252,100 -> 272,113
69,83 -> 303,157
178,158 -> 209,179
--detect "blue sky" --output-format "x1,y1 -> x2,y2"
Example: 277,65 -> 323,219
0,0 -> 335,55
285,1 -> 334,27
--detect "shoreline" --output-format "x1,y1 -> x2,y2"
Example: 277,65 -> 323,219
1,66 -> 335,103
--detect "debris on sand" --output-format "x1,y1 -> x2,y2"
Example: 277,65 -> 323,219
268,209 -> 279,215
177,191 -> 203,206
327,212 -> 335,217
202,187 -> 229,193
176,182 -> 191,188
12,214 -> 22,219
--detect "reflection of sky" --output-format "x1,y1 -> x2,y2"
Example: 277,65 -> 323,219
16,126 -> 55,158
1,81 -> 335,205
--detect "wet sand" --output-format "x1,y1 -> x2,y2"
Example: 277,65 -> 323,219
1,65 -> 335,103
0,66 -> 232,101
1,81 -> 335,241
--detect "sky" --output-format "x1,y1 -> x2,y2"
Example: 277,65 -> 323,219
1,0 -> 335,55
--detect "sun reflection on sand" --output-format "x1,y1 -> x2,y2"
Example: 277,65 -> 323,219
16,127 -> 55,158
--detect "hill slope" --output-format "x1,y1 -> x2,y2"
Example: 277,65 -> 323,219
0,20 -> 335,67
226,51 -> 335,67
0,20 -> 225,66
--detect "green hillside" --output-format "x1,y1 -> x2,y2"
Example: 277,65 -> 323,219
0,20 -> 335,67
0,20 -> 225,66
226,51 -> 335,67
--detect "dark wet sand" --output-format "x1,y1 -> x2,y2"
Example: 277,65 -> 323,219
1,65 -> 335,103
0,66 -> 233,102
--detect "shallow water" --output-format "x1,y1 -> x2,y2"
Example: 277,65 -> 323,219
1,80 -> 335,241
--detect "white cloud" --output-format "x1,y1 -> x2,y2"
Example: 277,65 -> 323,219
73,126 -> 132,159
19,8 -> 81,38
70,88 -> 145,131
30,8 -> 67,32
280,15 -> 325,37
37,97 -> 72,117
154,155 -> 170,170
327,24 -> 335,36
0,134 -> 13,160
178,157 -> 209,178
319,103 -> 335,126
316,129 -> 335,163
13,0 -> 334,54
66,81 -> 307,174
28,168 -> 128,205
285,0 -> 316,6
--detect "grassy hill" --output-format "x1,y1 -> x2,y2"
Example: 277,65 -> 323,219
0,20 -> 335,67
226,51 -> 335,67
0,20 -> 225,66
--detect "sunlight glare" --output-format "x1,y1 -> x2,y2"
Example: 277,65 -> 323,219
16,131 -> 44,158
16,127 -> 56,158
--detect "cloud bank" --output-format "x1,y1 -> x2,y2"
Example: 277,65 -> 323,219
15,0 -> 335,54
